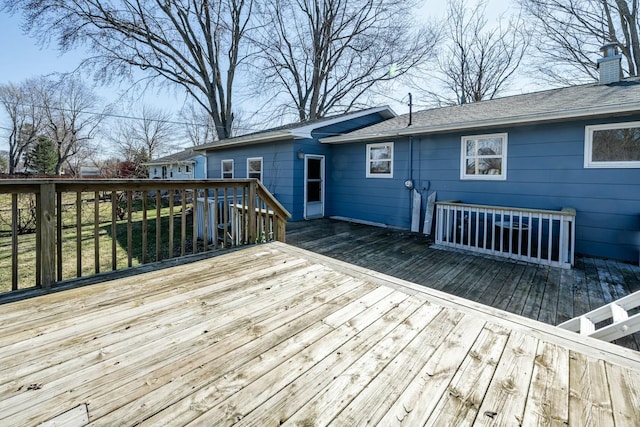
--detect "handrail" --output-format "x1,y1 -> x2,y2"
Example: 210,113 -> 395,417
435,201 -> 576,268
0,179 -> 290,294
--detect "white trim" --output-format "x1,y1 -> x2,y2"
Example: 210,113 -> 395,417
304,155 -> 325,219
195,106 -> 397,150
366,142 -> 394,178
584,121 -> 640,168
221,159 -> 234,179
247,157 -> 263,181
460,133 -> 508,181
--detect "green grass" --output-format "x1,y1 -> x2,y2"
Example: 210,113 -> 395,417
0,193 -> 196,293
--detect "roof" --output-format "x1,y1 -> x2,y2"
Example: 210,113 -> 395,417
144,149 -> 203,166
194,106 -> 396,151
322,78 -> 640,144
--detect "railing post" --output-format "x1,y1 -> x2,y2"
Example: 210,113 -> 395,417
39,182 -> 56,288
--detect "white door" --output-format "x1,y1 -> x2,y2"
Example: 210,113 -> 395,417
304,155 -> 325,219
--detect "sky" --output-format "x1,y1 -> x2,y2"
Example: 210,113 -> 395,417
0,1 -> 516,154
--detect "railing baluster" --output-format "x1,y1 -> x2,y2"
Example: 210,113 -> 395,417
155,190 -> 161,261
548,215 -> 554,263
11,193 -> 18,291
181,189 -> 187,257
142,191 -> 148,263
169,189 -> 174,258
94,191 -> 100,274
127,191 -> 133,268
111,191 -> 117,271
76,191 -> 82,278
203,188 -> 209,249
56,191 -> 62,282
192,187 -> 198,254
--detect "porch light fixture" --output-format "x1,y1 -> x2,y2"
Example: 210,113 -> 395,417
297,149 -> 304,160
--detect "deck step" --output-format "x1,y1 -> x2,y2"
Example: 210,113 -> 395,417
558,290 -> 640,342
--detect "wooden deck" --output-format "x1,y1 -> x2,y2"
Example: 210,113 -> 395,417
286,219 -> 640,350
1,240 -> 640,426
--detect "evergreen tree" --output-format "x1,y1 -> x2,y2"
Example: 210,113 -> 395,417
24,136 -> 57,175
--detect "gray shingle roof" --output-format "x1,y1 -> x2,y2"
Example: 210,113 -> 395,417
322,78 -> 640,143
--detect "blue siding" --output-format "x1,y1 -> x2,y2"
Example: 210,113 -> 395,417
203,111 -> 392,222
331,115 -> 640,262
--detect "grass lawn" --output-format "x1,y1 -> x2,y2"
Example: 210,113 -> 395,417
0,192 -> 196,293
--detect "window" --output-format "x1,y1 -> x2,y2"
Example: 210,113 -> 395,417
221,159 -> 234,179
178,166 -> 181,173
461,133 -> 507,180
366,142 -> 393,178
247,157 -> 263,181
185,165 -> 191,173
585,122 -> 640,168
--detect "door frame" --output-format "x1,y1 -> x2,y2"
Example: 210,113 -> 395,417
303,154 -> 325,219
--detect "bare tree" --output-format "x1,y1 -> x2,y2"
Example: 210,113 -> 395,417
39,78 -> 105,175
520,0 -> 640,84
180,102 -> 217,146
253,0 -> 439,122
422,0 -> 529,106
0,79 -> 45,174
3,0 -> 255,140
109,104 -> 177,176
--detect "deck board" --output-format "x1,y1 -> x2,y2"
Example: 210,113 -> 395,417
286,219 -> 640,350
1,228 -> 640,425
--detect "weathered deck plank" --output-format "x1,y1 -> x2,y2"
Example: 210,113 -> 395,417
286,219 -> 640,350
1,227 -> 639,426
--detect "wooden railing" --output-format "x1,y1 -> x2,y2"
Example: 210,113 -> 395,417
435,201 -> 576,268
0,179 -> 290,294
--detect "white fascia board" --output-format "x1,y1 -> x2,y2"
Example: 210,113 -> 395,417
320,102 -> 640,144
289,106 -> 397,138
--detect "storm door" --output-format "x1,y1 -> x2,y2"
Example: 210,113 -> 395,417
304,155 -> 325,219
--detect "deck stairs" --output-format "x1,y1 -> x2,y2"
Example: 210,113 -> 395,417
558,290 -> 640,342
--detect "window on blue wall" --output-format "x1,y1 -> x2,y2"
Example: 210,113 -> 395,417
461,133 -> 507,180
186,165 -> 191,173
366,142 -> 394,178
247,157 -> 263,181
222,159 -> 234,178
585,121 -> 640,168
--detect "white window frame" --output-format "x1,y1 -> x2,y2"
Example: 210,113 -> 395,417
247,157 -> 263,181
366,142 -> 394,178
460,133 -> 508,181
584,121 -> 640,168
221,159 -> 234,179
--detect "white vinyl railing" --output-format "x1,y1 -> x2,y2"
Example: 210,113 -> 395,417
435,202 -> 576,268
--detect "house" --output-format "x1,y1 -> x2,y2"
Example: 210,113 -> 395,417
145,149 -> 207,180
321,46 -> 640,264
194,106 -> 396,221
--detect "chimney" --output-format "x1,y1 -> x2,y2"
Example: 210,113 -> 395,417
597,42 -> 622,84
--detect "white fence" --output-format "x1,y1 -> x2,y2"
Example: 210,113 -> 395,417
435,202 -> 576,268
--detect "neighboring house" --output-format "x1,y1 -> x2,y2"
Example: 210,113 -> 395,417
194,106 -> 396,221
321,46 -> 640,263
79,165 -> 102,178
145,149 -> 207,180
